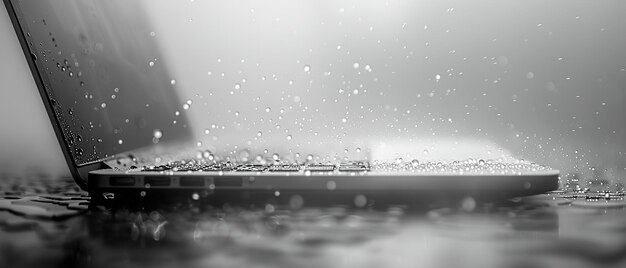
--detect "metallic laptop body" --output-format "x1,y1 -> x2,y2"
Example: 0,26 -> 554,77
3,0 -> 558,205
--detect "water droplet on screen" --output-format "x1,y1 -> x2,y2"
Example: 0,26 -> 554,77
353,89 -> 359,95
114,87 -> 120,93
423,149 -> 429,155
101,103 -> 107,108
196,141 -> 202,147
303,65 -> 311,72
364,65 -> 372,72
395,158 -> 403,164
118,139 -> 123,145
353,62 -> 360,69
435,74 -> 441,82
257,131 -> 263,137
150,31 -> 156,37
272,153 -> 280,160
286,135 -> 292,140
336,45 -> 342,50
234,83 -> 241,90
183,103 -> 190,110
356,148 -> 361,152
341,118 -> 347,123
204,129 -> 210,134
170,79 -> 176,85
307,154 -> 314,161
149,61 -> 155,67
526,72 -> 534,79
304,170 -> 312,176
265,107 -> 271,112
478,159 -> 486,166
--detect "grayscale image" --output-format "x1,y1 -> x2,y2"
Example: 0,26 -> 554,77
0,1 -> 624,267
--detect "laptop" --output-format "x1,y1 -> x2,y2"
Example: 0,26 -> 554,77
3,0 -> 559,206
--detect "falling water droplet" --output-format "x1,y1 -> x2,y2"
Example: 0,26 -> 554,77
153,129 -> 163,139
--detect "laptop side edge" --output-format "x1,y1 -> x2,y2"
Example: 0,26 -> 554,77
3,0 -> 107,190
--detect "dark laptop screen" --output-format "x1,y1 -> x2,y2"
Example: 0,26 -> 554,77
11,0 -> 192,165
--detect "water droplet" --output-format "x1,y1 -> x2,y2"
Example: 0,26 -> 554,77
204,129 -> 210,134
353,62 -> 360,69
526,72 -> 534,79
395,158 -> 403,164
326,181 -> 337,190
101,103 -> 107,108
272,153 -> 280,160
265,107 -> 271,112
353,89 -> 359,95
303,65 -> 311,72
411,159 -> 419,167
423,149 -> 429,155
149,61 -> 155,67
356,148 -> 361,153
478,159 -> 485,166
341,118 -> 347,123
170,79 -> 176,85
354,195 -> 367,208
307,154 -> 314,161
257,131 -> 263,137
304,170 -> 312,176
461,196 -> 476,212
183,103 -> 190,110
286,135 -> 292,140
118,139 -> 123,145
153,129 -> 163,139
435,74 -> 441,81
234,83 -> 241,90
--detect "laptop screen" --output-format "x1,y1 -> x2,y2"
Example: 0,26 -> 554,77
9,0 -> 626,181
10,0 -> 192,165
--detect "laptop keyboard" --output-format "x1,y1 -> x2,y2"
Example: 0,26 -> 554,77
140,161 -> 370,173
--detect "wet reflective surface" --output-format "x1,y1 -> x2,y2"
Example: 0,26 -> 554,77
1,175 -> 625,268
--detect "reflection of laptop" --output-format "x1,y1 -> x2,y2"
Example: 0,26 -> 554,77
4,0 -> 558,205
